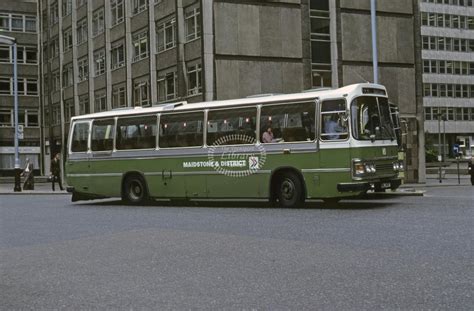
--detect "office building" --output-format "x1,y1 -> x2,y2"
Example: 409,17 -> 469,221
38,0 -> 423,181
420,0 -> 474,158
0,0 -> 40,176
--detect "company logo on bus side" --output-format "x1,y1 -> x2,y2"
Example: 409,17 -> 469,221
182,134 -> 267,178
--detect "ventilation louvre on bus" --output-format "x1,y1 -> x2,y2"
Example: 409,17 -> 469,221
158,101 -> 188,111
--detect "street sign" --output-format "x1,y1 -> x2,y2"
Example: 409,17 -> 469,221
453,143 -> 459,155
18,124 -> 24,140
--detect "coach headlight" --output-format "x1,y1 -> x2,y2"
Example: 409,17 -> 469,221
393,162 -> 400,171
392,161 -> 404,172
398,161 -> 404,171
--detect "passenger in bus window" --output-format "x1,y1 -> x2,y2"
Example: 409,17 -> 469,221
262,127 -> 274,143
364,113 -> 380,135
323,114 -> 345,140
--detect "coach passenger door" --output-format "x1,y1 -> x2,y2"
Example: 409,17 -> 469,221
155,111 -> 206,199
318,99 -> 351,192
67,121 -> 91,193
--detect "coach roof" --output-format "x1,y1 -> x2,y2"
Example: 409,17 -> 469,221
70,83 -> 386,121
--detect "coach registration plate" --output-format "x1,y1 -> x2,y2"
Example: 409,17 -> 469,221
381,182 -> 391,189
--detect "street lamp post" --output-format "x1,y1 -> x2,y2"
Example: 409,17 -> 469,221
437,113 -> 443,183
371,0 -> 379,84
0,35 -> 21,191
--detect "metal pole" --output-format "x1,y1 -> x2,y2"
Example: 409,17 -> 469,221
13,42 -> 21,192
371,0 -> 379,84
443,117 -> 446,162
457,156 -> 460,184
438,114 -> 442,183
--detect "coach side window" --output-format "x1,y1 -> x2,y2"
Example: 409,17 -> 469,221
91,119 -> 115,151
71,122 -> 90,152
116,115 -> 157,150
159,112 -> 203,148
207,108 -> 257,145
320,99 -> 348,141
260,102 -> 315,143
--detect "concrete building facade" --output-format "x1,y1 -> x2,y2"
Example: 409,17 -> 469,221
0,0 -> 40,176
420,0 -> 474,158
38,0 -> 423,182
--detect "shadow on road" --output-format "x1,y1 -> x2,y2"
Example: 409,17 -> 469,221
73,198 -> 396,211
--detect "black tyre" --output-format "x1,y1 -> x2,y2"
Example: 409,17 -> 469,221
276,172 -> 305,208
123,175 -> 148,205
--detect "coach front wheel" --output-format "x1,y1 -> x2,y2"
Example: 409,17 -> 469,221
277,172 -> 305,208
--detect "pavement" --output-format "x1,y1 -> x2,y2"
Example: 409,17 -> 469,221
0,174 -> 471,196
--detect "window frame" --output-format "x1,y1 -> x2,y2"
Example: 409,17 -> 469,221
159,111 -> 205,149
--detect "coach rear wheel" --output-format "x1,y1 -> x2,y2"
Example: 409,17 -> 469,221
123,175 -> 148,205
277,172 -> 304,208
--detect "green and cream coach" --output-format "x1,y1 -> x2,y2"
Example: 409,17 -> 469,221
66,83 -> 403,207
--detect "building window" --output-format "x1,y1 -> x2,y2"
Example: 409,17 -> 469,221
157,18 -> 176,52
424,107 -> 432,121
133,78 -> 150,107
78,57 -> 89,82
0,14 -> 9,31
111,41 -> 125,69
63,28 -> 73,52
79,95 -> 89,115
25,16 -> 36,32
0,77 -> 10,94
92,8 -> 105,37
132,0 -> 148,15
77,0 -> 86,8
64,99 -> 75,122
93,49 -> 106,76
310,0 -> 331,87
185,7 -> 201,42
112,84 -> 127,108
52,71 -> 60,91
187,63 -> 202,96
0,13 -> 36,33
0,46 -> 9,63
50,2 -> 59,25
132,30 -> 149,62
157,71 -> 177,102
77,18 -> 88,45
51,104 -> 61,125
63,0 -> 72,16
25,47 -> 37,64
63,63 -> 73,87
94,90 -> 107,112
50,37 -> 59,59
0,109 -> 12,127
25,79 -> 38,95
111,0 -> 124,26
0,45 -> 36,64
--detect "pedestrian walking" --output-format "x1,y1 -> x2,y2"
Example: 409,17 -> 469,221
468,158 -> 474,186
51,153 -> 64,191
21,158 -> 34,190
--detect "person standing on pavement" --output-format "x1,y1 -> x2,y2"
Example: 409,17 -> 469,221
51,153 -> 64,191
21,158 -> 34,190
468,158 -> 474,186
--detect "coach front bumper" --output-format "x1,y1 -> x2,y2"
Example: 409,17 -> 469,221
337,178 -> 402,193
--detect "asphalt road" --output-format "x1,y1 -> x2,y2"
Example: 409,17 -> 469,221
1,186 -> 473,310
